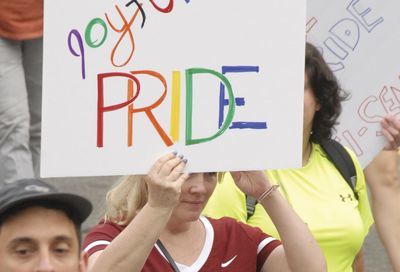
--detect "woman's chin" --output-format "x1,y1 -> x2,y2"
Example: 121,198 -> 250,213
173,209 -> 202,222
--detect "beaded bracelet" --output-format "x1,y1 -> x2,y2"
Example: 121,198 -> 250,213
257,185 -> 280,202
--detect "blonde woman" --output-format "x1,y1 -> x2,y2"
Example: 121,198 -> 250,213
83,153 -> 326,272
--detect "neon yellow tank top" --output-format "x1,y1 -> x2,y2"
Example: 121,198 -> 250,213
203,143 -> 373,272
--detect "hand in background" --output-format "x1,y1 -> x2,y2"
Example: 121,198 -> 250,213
381,115 -> 400,150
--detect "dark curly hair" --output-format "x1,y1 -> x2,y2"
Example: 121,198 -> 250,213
305,42 -> 349,143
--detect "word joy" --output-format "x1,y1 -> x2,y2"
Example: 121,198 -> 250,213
67,0 -> 190,79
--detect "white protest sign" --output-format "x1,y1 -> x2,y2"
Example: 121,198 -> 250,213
307,0 -> 400,167
41,0 -> 306,177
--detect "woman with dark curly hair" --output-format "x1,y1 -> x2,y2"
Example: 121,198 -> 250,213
304,42 -> 348,143
204,42 -> 400,272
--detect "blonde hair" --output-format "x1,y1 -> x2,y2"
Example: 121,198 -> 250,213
104,175 -> 148,226
104,172 -> 222,225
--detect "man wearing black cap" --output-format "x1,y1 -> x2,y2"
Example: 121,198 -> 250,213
0,178 -> 92,272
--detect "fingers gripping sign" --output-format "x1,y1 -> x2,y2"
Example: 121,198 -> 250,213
381,115 -> 400,150
230,171 -> 271,199
145,152 -> 189,209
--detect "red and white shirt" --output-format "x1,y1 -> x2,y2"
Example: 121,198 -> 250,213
83,216 -> 281,272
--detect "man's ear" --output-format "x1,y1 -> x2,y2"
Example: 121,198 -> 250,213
79,252 -> 89,272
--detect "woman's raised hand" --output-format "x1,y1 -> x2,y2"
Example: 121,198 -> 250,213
230,170 -> 271,199
381,115 -> 400,150
145,152 -> 189,209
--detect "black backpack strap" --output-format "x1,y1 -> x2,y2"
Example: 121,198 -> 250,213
245,195 -> 257,220
156,240 -> 180,272
320,139 -> 358,200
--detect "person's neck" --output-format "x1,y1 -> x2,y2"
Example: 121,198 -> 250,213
302,132 -> 312,166
159,219 -> 205,265
164,217 -> 199,235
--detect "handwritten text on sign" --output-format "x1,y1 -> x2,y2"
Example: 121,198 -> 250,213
41,0 -> 306,177
307,0 -> 400,166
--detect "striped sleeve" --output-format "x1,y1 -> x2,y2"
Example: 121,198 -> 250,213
82,221 -> 124,256
235,220 -> 281,270
257,237 -> 282,269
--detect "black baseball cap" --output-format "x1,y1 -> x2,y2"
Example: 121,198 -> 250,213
0,179 -> 92,224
